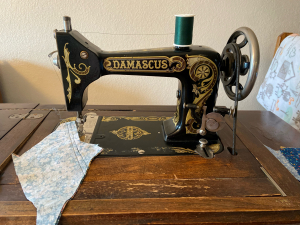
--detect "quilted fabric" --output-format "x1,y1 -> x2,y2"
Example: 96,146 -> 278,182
257,34 -> 300,132
12,121 -> 102,225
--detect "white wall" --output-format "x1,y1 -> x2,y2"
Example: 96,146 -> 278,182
0,0 -> 299,110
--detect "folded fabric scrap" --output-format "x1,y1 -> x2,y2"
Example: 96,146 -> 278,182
12,121 -> 102,225
265,145 -> 300,181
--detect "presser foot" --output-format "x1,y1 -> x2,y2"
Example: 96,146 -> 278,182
75,111 -> 84,138
75,112 -> 98,142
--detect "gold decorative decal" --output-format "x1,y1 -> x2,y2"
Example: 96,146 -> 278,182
131,147 -> 146,154
62,43 -> 91,103
110,126 -> 150,140
102,116 -> 172,122
173,82 -> 182,126
152,146 -> 196,154
103,56 -> 186,73
173,98 -> 180,125
102,117 -> 119,122
170,147 -> 196,154
131,147 -> 144,152
185,55 -> 218,134
195,65 -> 210,79
100,148 -> 114,155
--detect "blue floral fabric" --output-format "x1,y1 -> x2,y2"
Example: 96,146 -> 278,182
265,145 -> 300,181
12,121 -> 102,225
280,147 -> 300,177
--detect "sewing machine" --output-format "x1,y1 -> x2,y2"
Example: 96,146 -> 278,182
50,16 -> 259,158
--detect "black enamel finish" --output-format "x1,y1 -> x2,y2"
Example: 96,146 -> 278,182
90,117 -> 223,156
55,29 -> 222,143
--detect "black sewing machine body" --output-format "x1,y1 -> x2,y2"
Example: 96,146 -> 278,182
56,30 -> 222,143
52,16 -> 259,158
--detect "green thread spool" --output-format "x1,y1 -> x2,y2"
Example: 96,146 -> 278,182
174,14 -> 195,47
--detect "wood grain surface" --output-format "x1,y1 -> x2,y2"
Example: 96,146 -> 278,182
0,103 -> 39,139
0,110 -> 50,174
1,197 -> 300,224
225,114 -> 300,197
237,110 -> 300,149
0,109 -> 32,140
0,105 -> 300,224
0,103 -> 38,109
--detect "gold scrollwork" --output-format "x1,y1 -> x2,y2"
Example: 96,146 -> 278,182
169,56 -> 186,72
170,147 -> 196,154
173,98 -> 180,125
152,146 -> 196,154
102,117 -> 119,122
62,43 -> 91,103
185,55 -> 218,134
110,126 -> 150,140
102,116 -> 172,122
195,65 -> 210,79
100,148 -> 114,155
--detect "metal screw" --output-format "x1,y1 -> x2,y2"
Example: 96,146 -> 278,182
199,138 -> 208,148
198,129 -> 207,136
80,51 -> 89,59
138,150 -> 145,154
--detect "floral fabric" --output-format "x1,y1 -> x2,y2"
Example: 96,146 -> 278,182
12,121 -> 102,225
265,145 -> 300,181
280,147 -> 300,179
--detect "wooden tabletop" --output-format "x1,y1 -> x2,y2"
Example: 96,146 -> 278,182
0,103 -> 300,224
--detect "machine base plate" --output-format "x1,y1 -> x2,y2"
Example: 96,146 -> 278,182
89,116 -> 223,156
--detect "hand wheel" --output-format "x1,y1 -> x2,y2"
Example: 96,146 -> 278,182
220,27 -> 260,101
